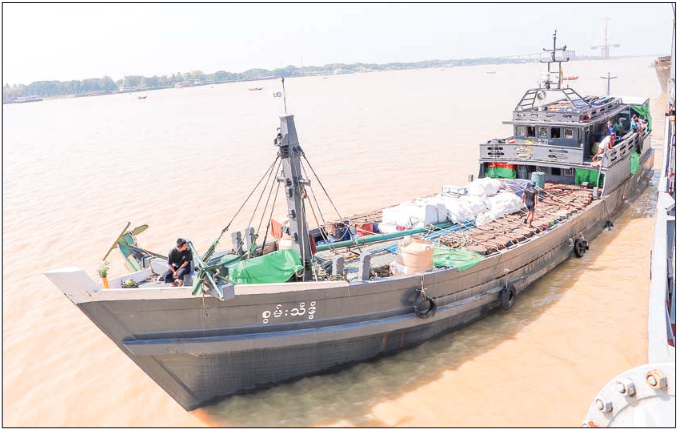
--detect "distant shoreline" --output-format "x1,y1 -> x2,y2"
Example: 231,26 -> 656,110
3,54 -> 660,104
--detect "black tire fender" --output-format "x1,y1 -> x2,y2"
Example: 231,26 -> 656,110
414,293 -> 437,319
574,238 -> 587,258
500,284 -> 516,311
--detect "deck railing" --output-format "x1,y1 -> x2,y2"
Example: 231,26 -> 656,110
648,115 -> 676,363
600,131 -> 645,168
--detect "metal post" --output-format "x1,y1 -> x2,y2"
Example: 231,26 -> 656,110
600,72 -> 618,96
245,227 -> 255,254
358,253 -> 371,281
332,255 -> 344,276
231,231 -> 243,256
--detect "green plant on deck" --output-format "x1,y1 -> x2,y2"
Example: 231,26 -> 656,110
97,260 -> 110,279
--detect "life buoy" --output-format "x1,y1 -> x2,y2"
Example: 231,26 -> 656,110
500,284 -> 516,310
574,238 -> 587,258
414,293 -> 437,319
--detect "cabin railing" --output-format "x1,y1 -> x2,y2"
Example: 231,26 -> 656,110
479,138 -> 585,165
600,131 -> 643,168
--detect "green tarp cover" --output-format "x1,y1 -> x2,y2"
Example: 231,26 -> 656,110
433,245 -> 484,271
228,248 -> 303,285
631,104 -> 652,131
630,152 -> 640,174
487,167 -> 517,179
575,168 -> 604,187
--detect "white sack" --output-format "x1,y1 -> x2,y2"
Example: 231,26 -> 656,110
467,177 -> 503,197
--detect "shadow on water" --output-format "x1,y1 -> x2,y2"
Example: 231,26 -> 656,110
195,182 -> 659,427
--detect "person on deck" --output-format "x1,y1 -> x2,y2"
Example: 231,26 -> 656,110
615,119 -> 623,135
606,120 -> 616,144
523,181 -> 538,228
592,135 -> 612,162
163,238 -> 192,287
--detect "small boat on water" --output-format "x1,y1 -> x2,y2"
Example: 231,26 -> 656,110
137,95 -> 147,100
562,75 -> 578,81
248,87 -> 263,91
45,32 -> 655,411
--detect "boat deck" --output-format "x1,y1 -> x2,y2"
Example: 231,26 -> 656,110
315,182 -> 594,280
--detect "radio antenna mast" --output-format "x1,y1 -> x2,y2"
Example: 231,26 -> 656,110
541,30 -> 569,89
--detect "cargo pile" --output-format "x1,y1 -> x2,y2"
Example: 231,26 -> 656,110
438,183 -> 594,255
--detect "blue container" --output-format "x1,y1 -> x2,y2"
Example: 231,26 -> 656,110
531,171 -> 546,189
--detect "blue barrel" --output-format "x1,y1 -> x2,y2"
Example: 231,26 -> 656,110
531,171 -> 545,189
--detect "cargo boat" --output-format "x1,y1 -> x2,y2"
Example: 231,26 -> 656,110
45,33 -> 655,411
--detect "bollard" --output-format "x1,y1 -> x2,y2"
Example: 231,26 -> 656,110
332,255 -> 344,276
245,227 -> 255,253
358,253 -> 371,281
231,231 -> 244,256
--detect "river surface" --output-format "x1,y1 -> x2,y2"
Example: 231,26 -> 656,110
2,57 -> 666,426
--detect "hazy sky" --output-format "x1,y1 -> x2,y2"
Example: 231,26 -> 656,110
3,3 -> 674,85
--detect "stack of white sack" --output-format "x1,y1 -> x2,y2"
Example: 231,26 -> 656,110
425,194 -> 490,223
475,191 -> 525,225
467,177 -> 503,197
414,197 -> 448,223
382,202 -> 440,229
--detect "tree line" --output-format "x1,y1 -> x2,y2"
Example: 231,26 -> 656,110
3,55 -> 559,101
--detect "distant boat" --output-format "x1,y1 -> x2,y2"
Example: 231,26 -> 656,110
248,87 -> 263,91
486,71 -> 496,74
137,95 -> 147,100
562,76 -> 579,81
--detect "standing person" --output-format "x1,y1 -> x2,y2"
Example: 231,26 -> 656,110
606,120 -> 616,143
163,238 -> 192,287
615,118 -> 623,134
523,181 -> 538,228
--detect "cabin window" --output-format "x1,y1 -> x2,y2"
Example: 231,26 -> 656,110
539,127 -> 549,138
551,128 -> 561,139
564,128 -> 574,139
563,168 -> 574,177
551,167 -> 562,176
516,126 -> 526,137
527,126 -> 536,137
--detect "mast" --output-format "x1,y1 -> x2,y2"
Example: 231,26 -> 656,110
541,30 -> 569,90
274,114 -> 313,281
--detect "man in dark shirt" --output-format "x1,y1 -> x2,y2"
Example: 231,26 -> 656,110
163,238 -> 192,287
523,181 -> 538,228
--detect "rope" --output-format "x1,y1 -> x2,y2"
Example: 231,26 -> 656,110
202,156 -> 279,261
302,153 -> 345,222
258,179 -> 281,258
300,163 -> 337,251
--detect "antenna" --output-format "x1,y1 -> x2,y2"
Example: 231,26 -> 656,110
540,30 -> 569,90
600,72 -> 618,96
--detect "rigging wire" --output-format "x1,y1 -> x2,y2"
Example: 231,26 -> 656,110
252,158 -> 283,255
202,156 -> 279,261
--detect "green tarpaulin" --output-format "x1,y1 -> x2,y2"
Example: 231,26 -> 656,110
631,104 -> 652,131
630,152 -> 640,174
487,167 -> 517,179
228,248 -> 303,285
575,168 -> 604,187
433,245 -> 485,271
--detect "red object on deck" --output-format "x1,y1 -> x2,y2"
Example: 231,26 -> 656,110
355,223 -> 374,237
309,234 -> 317,254
270,219 -> 283,240
488,162 -> 516,169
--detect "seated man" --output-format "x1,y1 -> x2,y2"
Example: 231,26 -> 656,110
163,238 -> 192,287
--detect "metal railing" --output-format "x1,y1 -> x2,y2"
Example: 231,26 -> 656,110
648,115 -> 676,363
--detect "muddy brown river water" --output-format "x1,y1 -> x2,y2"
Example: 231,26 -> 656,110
2,56 -> 665,426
